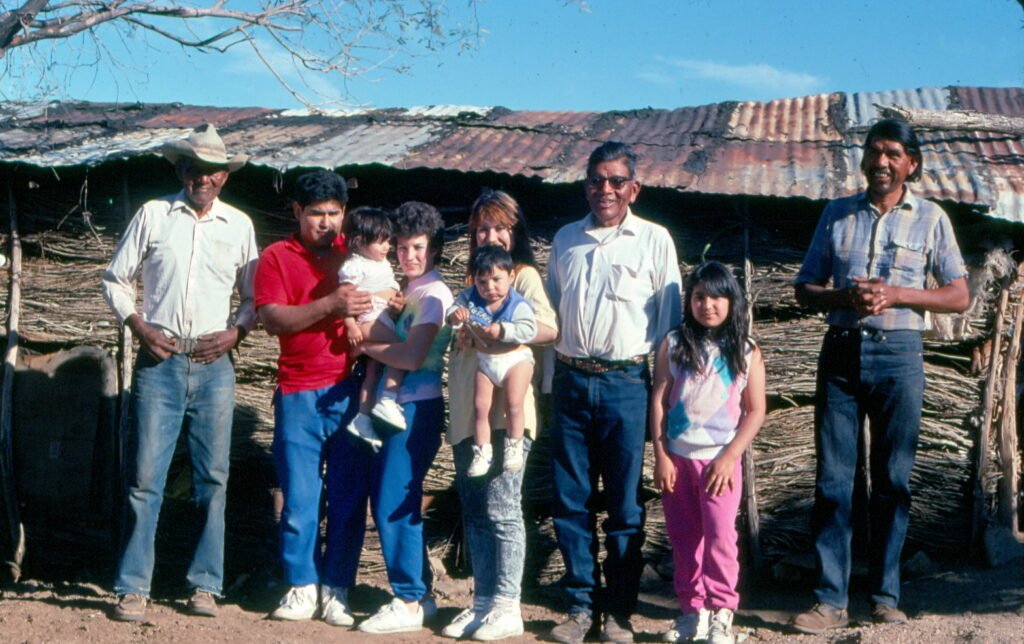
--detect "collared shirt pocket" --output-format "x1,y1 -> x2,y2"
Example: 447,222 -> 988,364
606,259 -> 649,302
885,239 -> 928,287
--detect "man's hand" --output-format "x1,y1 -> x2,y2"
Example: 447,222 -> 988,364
328,284 -> 373,319
127,315 -> 179,362
852,277 -> 899,317
192,328 -> 240,364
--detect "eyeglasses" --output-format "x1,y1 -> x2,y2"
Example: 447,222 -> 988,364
586,175 -> 633,189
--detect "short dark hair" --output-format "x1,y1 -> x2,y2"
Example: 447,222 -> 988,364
292,171 -> 349,207
864,118 -> 923,182
343,206 -> 393,250
469,243 -> 515,277
393,201 -> 445,261
587,141 -> 638,178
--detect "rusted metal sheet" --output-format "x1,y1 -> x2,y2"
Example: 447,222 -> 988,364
0,87 -> 1021,222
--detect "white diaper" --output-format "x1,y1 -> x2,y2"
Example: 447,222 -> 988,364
478,346 -> 534,386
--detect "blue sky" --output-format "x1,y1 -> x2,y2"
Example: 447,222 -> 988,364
6,0 -> 1023,111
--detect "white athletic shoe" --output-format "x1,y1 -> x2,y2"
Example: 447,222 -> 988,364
467,443 -> 493,477
269,583 -> 318,621
320,585 -> 354,627
371,397 -> 407,432
503,437 -> 524,473
664,608 -> 710,642
358,597 -> 424,634
347,412 -> 382,452
442,607 -> 488,639
473,606 -> 525,641
707,608 -> 735,644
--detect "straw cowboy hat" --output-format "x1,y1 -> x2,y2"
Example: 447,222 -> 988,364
162,123 -> 249,172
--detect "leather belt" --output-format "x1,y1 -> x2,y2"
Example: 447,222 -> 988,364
556,353 -> 646,374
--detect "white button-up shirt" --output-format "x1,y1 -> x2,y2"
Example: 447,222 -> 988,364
546,209 -> 682,360
102,191 -> 259,338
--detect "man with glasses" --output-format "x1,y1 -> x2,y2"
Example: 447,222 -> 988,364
545,141 -> 682,644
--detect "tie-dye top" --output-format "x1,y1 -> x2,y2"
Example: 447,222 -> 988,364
664,332 -> 753,460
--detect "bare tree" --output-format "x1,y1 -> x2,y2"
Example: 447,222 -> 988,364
0,0 -> 487,106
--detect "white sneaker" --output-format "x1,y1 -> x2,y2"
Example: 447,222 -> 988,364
347,413 -> 382,452
320,585 -> 354,627
664,608 -> 710,642
269,583 -> 318,621
467,443 -> 493,477
473,606 -> 525,641
371,397 -> 407,432
442,607 -> 488,638
358,597 -> 423,634
503,437 -> 524,473
707,608 -> 735,644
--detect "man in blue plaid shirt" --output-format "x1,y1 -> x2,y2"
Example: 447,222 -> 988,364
791,119 -> 969,634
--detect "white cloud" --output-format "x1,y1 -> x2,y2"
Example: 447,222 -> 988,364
643,55 -> 824,96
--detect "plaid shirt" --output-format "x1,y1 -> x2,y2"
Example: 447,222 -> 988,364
795,189 -> 967,331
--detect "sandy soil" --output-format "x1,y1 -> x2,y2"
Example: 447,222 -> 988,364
2,551 -> 1021,643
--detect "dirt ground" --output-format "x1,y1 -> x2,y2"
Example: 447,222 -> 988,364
2,550 -> 1021,643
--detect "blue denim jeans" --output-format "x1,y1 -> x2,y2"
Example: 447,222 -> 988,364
550,360 -> 649,616
272,378 -> 360,587
115,351 -> 235,597
329,396 -> 444,600
812,327 -> 924,610
454,432 -> 532,603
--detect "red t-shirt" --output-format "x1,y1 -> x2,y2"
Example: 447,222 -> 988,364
254,234 -> 350,394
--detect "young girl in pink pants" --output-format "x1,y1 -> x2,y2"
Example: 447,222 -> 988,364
650,261 -> 766,644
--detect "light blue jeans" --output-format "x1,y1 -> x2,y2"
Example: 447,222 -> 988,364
454,432 -> 532,603
115,352 -> 235,597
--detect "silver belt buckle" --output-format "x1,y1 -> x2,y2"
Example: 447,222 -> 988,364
177,337 -> 197,354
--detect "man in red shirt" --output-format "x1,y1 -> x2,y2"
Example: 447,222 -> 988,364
254,171 -> 372,626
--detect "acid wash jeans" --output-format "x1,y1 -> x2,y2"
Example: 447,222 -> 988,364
454,432 -> 533,605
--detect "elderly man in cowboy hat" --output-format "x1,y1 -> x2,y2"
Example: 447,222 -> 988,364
102,123 -> 258,622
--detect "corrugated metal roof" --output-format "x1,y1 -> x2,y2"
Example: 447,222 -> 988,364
1,86 -> 1021,221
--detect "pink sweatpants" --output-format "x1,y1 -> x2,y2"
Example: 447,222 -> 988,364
661,453 -> 742,613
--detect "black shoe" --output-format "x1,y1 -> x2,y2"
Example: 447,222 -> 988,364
550,611 -> 593,644
600,613 -> 634,643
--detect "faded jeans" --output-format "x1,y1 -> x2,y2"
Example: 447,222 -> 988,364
812,327 -> 924,610
454,432 -> 532,603
115,351 -> 235,597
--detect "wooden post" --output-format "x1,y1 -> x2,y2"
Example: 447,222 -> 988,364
0,185 -> 25,581
117,178 -> 134,516
974,280 -> 1010,553
998,273 -> 1024,536
741,201 -> 762,574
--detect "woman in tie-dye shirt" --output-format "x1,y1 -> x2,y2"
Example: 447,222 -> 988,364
649,261 -> 766,644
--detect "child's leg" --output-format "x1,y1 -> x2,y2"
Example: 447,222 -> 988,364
358,359 -> 382,415
661,454 -> 707,613
473,369 -> 496,446
699,457 -> 743,611
499,361 -> 534,441
363,318 -> 399,343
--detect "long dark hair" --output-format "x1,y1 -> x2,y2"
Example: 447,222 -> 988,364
672,261 -> 750,378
